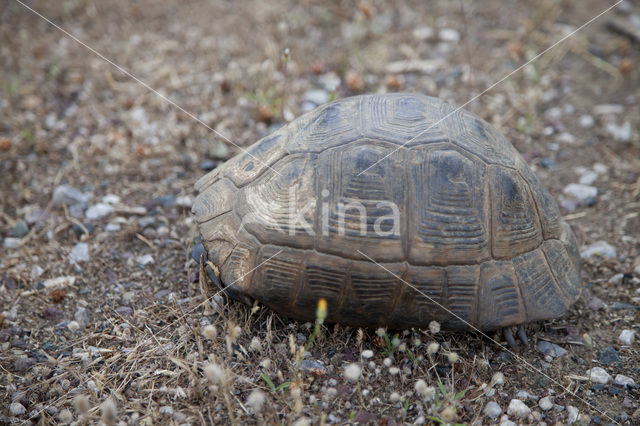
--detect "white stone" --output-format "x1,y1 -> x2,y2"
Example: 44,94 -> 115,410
85,203 -> 114,220
9,402 -> 26,416
136,254 -> 154,266
52,184 -> 90,207
507,399 -> 530,418
413,26 -> 434,40
578,115 -> 594,128
539,396 -> 553,411
619,329 -> 635,345
567,406 -> 579,423
31,265 -> 44,278
439,28 -> 460,42
302,90 -> 329,106
586,367 -> 610,384
580,241 -> 616,259
593,163 -> 608,174
557,132 -> 576,144
606,121 -> 632,142
69,242 -> 89,263
579,171 -> 598,185
105,223 -> 121,232
176,196 -> 193,208
3,237 -> 20,249
318,72 -> 341,92
44,276 -> 76,288
563,183 -> 597,203
614,374 -> 635,387
101,194 -> 121,204
362,350 -> 374,359
484,401 -> 502,419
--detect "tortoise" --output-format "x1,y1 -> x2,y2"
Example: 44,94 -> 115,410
192,93 -> 581,346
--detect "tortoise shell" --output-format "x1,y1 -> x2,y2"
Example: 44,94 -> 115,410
192,93 -> 581,331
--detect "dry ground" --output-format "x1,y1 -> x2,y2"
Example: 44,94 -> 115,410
1,0 -> 639,424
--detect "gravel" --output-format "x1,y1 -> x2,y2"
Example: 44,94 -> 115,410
506,399 -> 530,418
537,341 -> 567,358
539,396 -> 553,410
69,242 -> 90,263
483,401 -> 502,419
618,329 -> 635,345
580,241 -> 617,259
85,203 -> 114,220
587,367 -> 611,384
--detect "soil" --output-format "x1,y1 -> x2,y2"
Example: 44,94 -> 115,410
1,0 -> 639,424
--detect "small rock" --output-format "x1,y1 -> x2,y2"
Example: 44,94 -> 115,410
209,141 -> 229,159
199,159 -> 217,171
516,390 -> 538,401
557,132 -> 576,144
43,306 -> 63,319
587,297 -> 603,310
52,184 -> 90,207
139,216 -> 155,228
44,276 -> 76,288
599,346 -> 619,365
115,306 -> 133,316
439,28 -> 460,42
578,115 -> 594,128
69,242 -> 90,263
72,222 -> 94,236
3,237 -> 20,249
362,349 -> 374,359
14,357 -> 35,372
155,195 -> 176,208
563,183 -> 597,204
101,194 -> 121,204
13,220 -> 29,238
609,273 -> 624,285
611,302 -> 639,310
587,367 -> 611,384
537,341 -> 567,358
593,104 -> 623,115
24,208 -> 47,225
105,223 -> 121,232
614,374 -> 635,387
302,90 -> 329,106
413,26 -> 434,40
85,203 -> 114,220
540,157 -> 557,169
580,241 -> 616,259
136,254 -> 154,266
539,396 -> 553,411
593,163 -> 608,174
567,406 -> 579,423
9,402 -> 26,416
619,329 -> 635,345
75,308 -> 90,328
31,265 -> 44,278
507,399 -> 530,418
484,401 -> 502,419
300,359 -> 326,375
176,196 -> 193,208
579,171 -> 598,185
606,121 -> 632,142
318,72 -> 341,92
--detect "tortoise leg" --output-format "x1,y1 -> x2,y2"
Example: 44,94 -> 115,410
503,327 -> 517,349
516,325 -> 528,346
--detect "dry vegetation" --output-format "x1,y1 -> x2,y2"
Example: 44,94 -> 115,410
1,0 -> 639,424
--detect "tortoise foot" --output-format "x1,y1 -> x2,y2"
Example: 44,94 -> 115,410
503,325 -> 529,349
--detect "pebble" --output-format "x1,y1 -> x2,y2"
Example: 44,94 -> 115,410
176,196 -> 193,208
484,401 -> 502,419
116,306 -> 133,316
85,203 -> 114,220
199,159 -> 217,171
439,28 -> 460,42
540,157 -> 557,169
611,302 -> 639,310
579,170 -> 598,185
556,132 -> 576,144
302,90 -> 329,106
362,349 -> 374,359
606,121 -> 632,142
75,308 -> 90,328
507,399 -> 530,418
619,329 -> 635,345
563,183 -> 597,204
587,367 -> 611,384
101,194 -> 121,204
580,241 -> 616,259
52,184 -> 90,207
105,223 -> 121,232
516,390 -> 538,401
599,346 -> 619,365
14,357 -> 35,372
9,402 -> 26,416
587,297 -> 603,310
539,396 -> 553,411
43,306 -> 63,319
413,25 -> 434,40
136,254 -> 154,266
300,359 -> 326,375
614,374 -> 635,387
537,341 -> 567,358
567,406 -> 579,423
209,141 -> 229,159
3,237 -> 20,249
578,114 -> 594,128
44,276 -> 76,288
155,194 -> 176,208
318,72 -> 341,92
13,220 -> 29,238
69,242 -> 90,263
593,104 -> 623,115
24,208 -> 47,225
139,216 -> 155,228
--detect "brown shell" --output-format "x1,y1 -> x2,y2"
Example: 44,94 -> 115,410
192,93 -> 581,331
